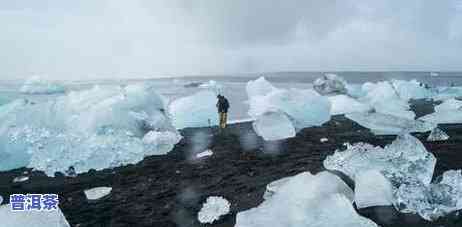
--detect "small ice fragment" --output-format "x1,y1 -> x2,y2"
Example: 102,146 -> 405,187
196,149 -> 214,159
427,127 -> 450,142
198,196 -> 230,224
13,176 -> 29,183
320,138 -> 329,143
355,170 -> 394,209
0,204 -> 70,226
313,74 -> 348,95
84,187 -> 112,200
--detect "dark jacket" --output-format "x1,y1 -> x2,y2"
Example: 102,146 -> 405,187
217,96 -> 229,113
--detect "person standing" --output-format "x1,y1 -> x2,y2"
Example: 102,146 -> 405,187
216,95 -> 230,129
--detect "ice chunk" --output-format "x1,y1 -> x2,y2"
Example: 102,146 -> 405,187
355,170 -> 394,209
313,73 -> 348,95
346,112 -> 434,135
235,171 -> 378,227
142,131 -> 182,155
0,85 -> 180,176
320,138 -> 329,143
391,79 -> 432,101
346,84 -> 367,98
427,127 -> 449,142
247,77 -> 331,131
169,91 -> 218,129
324,134 -> 436,187
196,149 -> 213,159
0,204 -> 70,227
85,187 -> 112,200
252,111 -> 296,141
246,77 -> 277,99
395,170 -> 462,221
328,95 -> 370,115
19,76 -> 66,94
361,81 -> 415,119
433,86 -> 462,101
198,196 -> 230,224
420,98 -> 462,124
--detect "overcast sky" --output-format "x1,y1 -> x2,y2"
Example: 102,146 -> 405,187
1,0 -> 462,80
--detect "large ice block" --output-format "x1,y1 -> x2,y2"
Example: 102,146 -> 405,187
0,85 -> 180,176
169,90 -> 218,129
235,171 -> 377,227
395,170 -> 462,221
360,81 -> 415,119
246,77 -> 331,132
252,111 -> 296,141
0,204 -> 70,227
354,170 -> 394,209
324,134 -> 436,186
346,112 -> 434,135
313,74 -> 348,95
328,95 -> 370,115
420,98 -> 462,124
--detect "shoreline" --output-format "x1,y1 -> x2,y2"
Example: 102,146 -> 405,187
0,101 -> 461,226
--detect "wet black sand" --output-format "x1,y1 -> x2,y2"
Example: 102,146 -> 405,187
0,100 -> 461,227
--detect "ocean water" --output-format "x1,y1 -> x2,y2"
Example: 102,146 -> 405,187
1,72 -> 462,121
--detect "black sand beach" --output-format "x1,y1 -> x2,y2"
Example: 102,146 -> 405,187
0,100 -> 461,227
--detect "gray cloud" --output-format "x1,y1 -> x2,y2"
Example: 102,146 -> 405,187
0,0 -> 461,80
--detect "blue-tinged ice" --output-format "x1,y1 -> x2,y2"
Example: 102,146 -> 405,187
420,98 -> 462,124
19,76 -> 66,94
391,79 -> 432,101
0,204 -> 70,227
346,112 -> 434,135
0,85 -> 181,176
235,171 -> 378,227
361,81 -> 416,119
169,90 -> 218,129
395,170 -> 462,221
324,134 -> 436,187
328,95 -> 371,115
246,77 -> 331,135
313,74 -> 348,95
252,111 -> 296,141
354,170 -> 394,209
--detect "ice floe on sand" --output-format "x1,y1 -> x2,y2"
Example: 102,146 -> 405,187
346,112 -> 435,135
0,204 -> 70,227
19,76 -> 66,95
420,98 -> 462,124
198,196 -> 230,224
169,90 -> 219,129
246,77 -> 331,141
0,85 -> 181,176
324,134 -> 462,221
85,187 -> 112,200
235,171 -> 378,227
